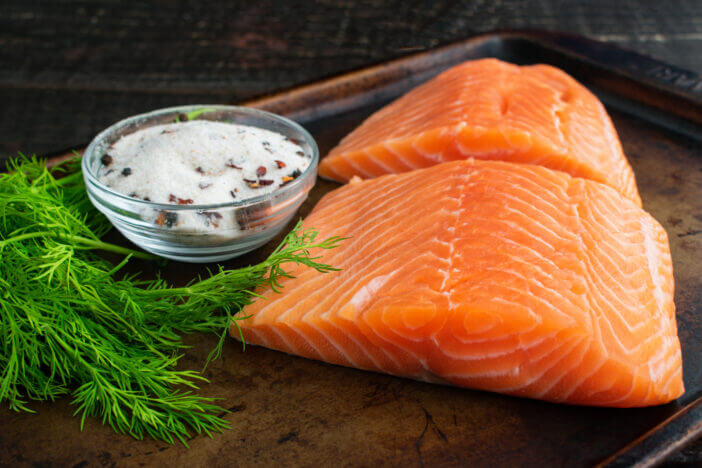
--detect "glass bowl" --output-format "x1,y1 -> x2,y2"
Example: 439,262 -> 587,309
82,105 -> 318,263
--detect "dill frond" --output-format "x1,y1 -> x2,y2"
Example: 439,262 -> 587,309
0,155 -> 341,444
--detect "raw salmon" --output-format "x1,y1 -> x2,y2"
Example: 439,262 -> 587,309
319,59 -> 642,206
232,160 -> 682,407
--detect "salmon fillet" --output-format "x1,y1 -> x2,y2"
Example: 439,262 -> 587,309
319,59 -> 642,206
232,160 -> 682,407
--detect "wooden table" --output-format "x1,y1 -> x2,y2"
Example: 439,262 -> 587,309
1,1 -> 701,466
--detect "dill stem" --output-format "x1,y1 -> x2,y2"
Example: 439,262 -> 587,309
148,286 -> 194,296
0,231 -> 49,246
0,231 -> 157,261
61,234 -> 157,261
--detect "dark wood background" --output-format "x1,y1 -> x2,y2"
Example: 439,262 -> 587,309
2,0 -> 702,161
1,1 -> 701,466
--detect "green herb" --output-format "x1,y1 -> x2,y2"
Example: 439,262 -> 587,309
0,155 -> 343,444
176,107 -> 216,122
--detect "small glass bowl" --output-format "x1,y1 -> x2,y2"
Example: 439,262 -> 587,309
82,105 -> 318,263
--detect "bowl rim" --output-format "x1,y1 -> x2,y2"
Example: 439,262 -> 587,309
82,104 -> 318,211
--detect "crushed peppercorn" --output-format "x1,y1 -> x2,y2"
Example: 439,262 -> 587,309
199,211 -> 223,228
155,211 -> 178,227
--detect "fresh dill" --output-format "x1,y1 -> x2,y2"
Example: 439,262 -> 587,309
176,107 -> 216,122
0,155 -> 343,444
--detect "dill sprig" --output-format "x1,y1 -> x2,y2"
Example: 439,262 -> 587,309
0,155 -> 343,444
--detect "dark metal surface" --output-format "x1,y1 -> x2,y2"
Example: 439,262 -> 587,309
599,396 -> 702,468
0,32 -> 700,467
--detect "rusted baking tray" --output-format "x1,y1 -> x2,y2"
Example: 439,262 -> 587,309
1,30 -> 700,467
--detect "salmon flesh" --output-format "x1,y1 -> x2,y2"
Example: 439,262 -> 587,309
319,59 -> 641,206
233,160 -> 682,407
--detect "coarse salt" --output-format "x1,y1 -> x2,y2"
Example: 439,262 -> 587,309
97,120 -> 310,232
